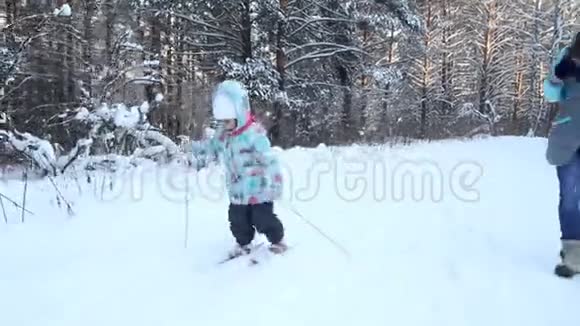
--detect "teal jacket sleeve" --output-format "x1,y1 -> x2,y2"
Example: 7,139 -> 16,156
544,47 -> 569,103
207,133 -> 224,157
191,129 -> 225,170
251,130 -> 279,172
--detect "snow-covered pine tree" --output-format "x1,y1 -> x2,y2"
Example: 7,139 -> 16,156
395,0 -> 465,139
266,0 -> 422,145
524,0 -> 550,136
9,0 -> 580,151
402,0 -> 440,139
458,0 -> 516,136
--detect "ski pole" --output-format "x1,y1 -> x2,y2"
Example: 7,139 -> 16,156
283,201 -> 351,259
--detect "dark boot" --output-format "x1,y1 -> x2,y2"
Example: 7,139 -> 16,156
555,240 -> 580,278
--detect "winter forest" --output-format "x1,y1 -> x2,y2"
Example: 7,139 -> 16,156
1,0 -> 579,171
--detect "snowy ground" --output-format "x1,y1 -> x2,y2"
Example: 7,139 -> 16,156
1,136 -> 579,326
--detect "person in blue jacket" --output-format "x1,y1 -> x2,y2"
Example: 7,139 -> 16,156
201,80 -> 287,256
545,32 -> 580,278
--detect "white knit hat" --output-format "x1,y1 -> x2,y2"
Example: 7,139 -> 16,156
212,93 -> 236,120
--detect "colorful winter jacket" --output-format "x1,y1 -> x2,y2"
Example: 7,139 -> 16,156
196,81 -> 283,205
545,47 -> 580,166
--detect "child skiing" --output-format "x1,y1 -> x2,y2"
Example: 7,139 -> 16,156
201,80 -> 287,258
545,32 -> 580,278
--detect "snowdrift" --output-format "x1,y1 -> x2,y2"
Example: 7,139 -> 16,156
1,136 -> 579,326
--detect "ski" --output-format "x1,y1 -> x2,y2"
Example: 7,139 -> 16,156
246,244 -> 291,266
218,242 -> 292,266
217,242 -> 265,265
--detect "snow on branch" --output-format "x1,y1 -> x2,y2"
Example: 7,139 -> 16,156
53,4 -> 72,17
58,138 -> 93,173
459,101 -> 502,136
162,11 -> 240,39
370,66 -> 403,89
286,46 -> 369,69
73,101 -> 181,164
288,17 -> 358,38
0,129 -> 57,175
129,129 -> 180,158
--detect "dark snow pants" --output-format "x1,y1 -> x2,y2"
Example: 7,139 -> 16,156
557,149 -> 580,240
228,202 -> 284,246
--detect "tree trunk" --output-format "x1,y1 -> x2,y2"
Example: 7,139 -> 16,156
512,50 -> 524,133
83,0 -> 96,101
528,0 -> 545,136
271,0 -> 288,147
104,0 -> 115,65
241,0 -> 253,60
440,0 -> 453,117
419,0 -> 433,139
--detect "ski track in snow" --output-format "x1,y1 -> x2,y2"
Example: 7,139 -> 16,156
1,136 -> 579,326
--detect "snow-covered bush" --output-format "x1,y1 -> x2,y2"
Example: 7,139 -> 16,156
0,129 -> 58,176
459,101 -> 502,136
0,94 -> 193,178
73,101 -> 182,165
